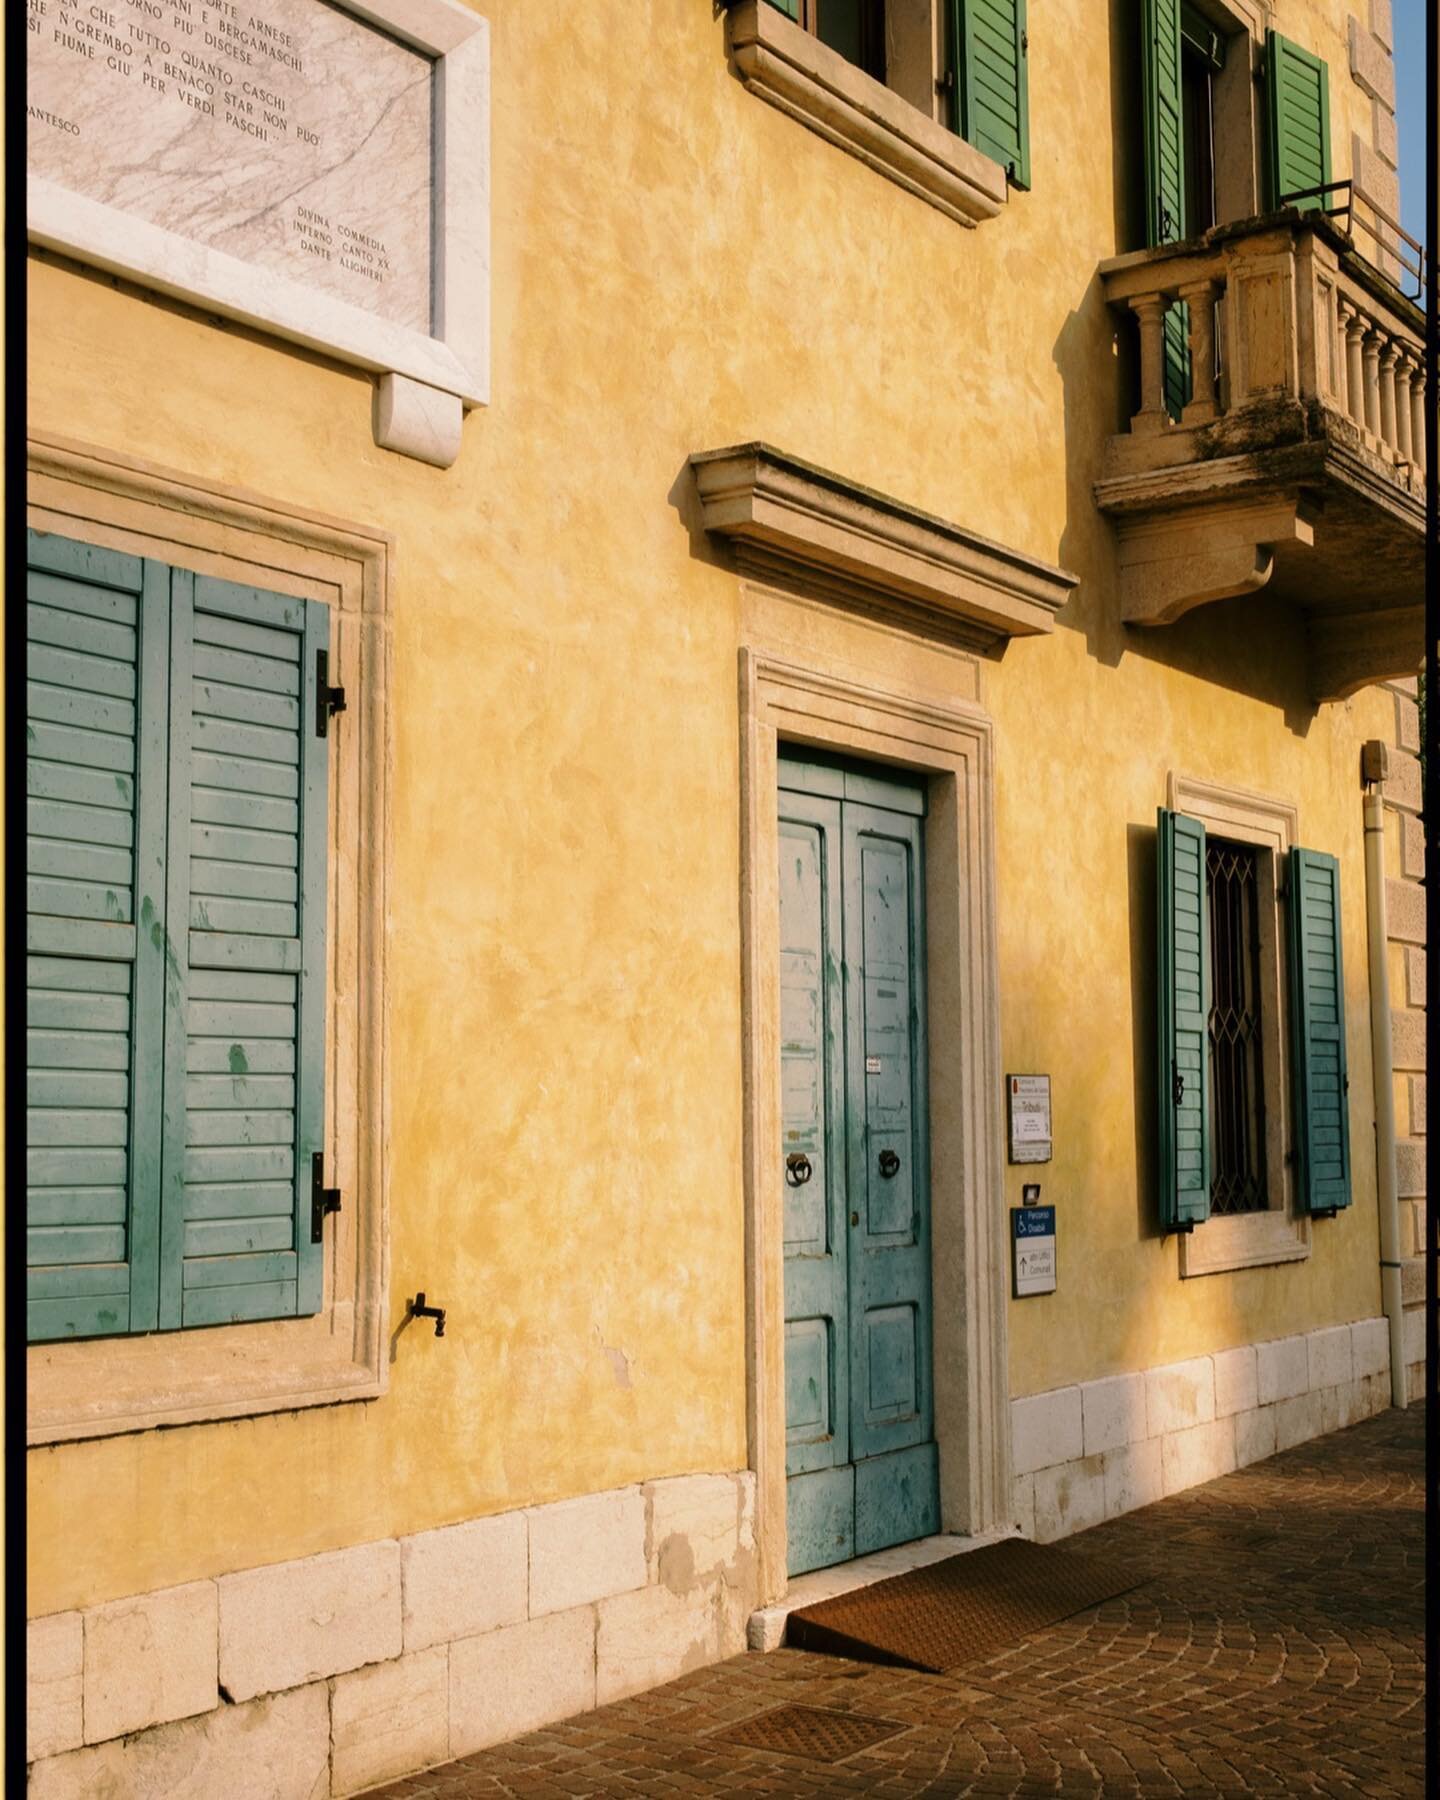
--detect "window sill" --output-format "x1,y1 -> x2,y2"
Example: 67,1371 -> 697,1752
1179,1205 -> 1311,1277
724,2 -> 1007,229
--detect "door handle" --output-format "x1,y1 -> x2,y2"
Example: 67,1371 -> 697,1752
878,1149 -> 901,1179
785,1152 -> 813,1187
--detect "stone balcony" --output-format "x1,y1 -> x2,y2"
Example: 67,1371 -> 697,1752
1096,211 -> 1425,703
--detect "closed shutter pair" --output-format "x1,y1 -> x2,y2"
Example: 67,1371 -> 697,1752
1157,809 -> 1351,1232
25,531 -> 332,1342
1142,2 -> 1331,414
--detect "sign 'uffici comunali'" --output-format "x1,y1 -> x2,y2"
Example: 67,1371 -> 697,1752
28,0 -> 433,330
27,0 -> 490,462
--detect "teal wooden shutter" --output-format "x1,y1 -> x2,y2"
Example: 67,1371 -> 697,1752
1141,0 -> 1185,245
1140,0 -> 1189,417
26,532 -> 170,1340
1286,849 -> 1351,1212
950,0 -> 1031,189
157,572 -> 331,1327
1265,31 -> 1331,210
1157,809 -> 1210,1228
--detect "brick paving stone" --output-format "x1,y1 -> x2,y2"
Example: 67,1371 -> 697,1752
361,1404 -> 1424,1798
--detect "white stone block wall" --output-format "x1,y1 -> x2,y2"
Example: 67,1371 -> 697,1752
25,1468 -> 757,1798
1011,1318 -> 1394,1544
1347,6 -> 1403,282
1380,677 -> 1427,1402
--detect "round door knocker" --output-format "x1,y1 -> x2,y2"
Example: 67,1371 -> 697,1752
877,1149 -> 901,1180
785,1152 -> 813,1187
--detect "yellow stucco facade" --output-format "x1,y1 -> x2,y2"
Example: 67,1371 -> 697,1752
24,2 -> 1424,1773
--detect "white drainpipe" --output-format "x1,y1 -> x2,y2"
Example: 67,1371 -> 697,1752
1361,768 -> 1407,1408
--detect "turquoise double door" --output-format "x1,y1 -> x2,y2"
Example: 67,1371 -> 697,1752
778,753 -> 939,1577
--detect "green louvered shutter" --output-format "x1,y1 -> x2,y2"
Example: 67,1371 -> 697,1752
1265,31 -> 1331,211
762,0 -> 800,16
1157,809 -> 1210,1229
1286,849 -> 1351,1212
1140,0 -> 1189,417
950,0 -> 1031,189
26,532 -> 170,1341
157,572 -> 331,1327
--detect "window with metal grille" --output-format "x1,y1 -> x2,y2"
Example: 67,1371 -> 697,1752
1205,837 -> 1268,1215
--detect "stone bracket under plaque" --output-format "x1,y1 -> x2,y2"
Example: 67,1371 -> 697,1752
26,0 -> 489,469
374,376 -> 465,470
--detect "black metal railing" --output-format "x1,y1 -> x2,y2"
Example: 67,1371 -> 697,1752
1281,178 -> 1427,302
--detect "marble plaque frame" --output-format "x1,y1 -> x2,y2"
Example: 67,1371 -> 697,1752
27,0 -> 488,467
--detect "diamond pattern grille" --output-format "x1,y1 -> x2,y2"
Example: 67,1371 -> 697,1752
1206,839 -> 1267,1216
713,1704 -> 908,1761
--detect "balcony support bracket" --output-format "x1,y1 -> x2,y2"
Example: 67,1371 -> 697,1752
1116,494 -> 1319,628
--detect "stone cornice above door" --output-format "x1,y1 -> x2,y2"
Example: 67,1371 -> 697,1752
689,444 -> 1078,654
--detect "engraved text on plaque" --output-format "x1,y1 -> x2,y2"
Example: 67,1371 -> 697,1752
27,0 -> 434,332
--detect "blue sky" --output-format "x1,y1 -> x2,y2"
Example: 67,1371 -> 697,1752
1393,3 -> 1427,251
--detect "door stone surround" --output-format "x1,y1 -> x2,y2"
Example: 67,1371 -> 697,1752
739,612 -> 1010,1605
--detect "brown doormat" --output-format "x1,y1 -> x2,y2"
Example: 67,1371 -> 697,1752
786,1538 -> 1146,1674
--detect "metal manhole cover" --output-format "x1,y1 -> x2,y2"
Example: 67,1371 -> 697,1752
712,1703 -> 909,1762
1174,1525 -> 1276,1549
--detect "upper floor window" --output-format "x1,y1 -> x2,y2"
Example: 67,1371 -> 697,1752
1141,0 -> 1332,252
788,0 -> 887,84
1179,3 -> 1224,236
750,0 -> 1031,193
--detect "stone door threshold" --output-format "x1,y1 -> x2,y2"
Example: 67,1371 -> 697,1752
746,1526 -> 1022,1651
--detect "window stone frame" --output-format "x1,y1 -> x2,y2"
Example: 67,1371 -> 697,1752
1167,771 -> 1311,1277
26,430 -> 392,1444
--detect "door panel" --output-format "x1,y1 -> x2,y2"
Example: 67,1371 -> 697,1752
785,1465 -> 855,1574
853,1440 -> 940,1555
778,800 -> 849,1501
861,1303 -> 919,1423
779,761 -> 939,1575
844,804 -> 934,1491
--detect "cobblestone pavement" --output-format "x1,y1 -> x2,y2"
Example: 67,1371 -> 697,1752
366,1404 -> 1425,1798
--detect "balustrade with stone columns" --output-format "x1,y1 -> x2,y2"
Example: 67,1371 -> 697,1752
1103,213 -> 1424,497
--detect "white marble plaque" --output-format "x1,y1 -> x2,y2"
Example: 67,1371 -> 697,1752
27,0 -> 434,332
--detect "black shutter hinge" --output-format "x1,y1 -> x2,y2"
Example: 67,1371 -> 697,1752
316,649 -> 347,738
1020,28 -> 1028,53
311,1152 -> 342,1243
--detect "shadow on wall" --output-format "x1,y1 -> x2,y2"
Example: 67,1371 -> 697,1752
1037,0 -> 1148,676
1118,589 -> 1322,739
668,457 -> 733,574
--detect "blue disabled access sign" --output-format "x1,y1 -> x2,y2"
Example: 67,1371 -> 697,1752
1012,1205 -> 1056,1297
